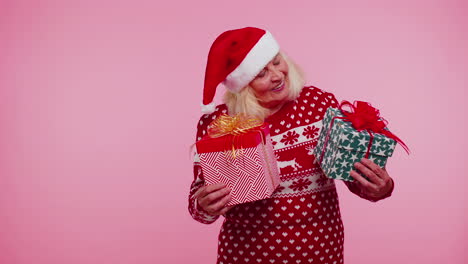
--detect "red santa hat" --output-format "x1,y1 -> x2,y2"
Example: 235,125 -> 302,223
201,27 -> 280,114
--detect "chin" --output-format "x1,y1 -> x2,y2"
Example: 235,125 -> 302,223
276,85 -> 290,100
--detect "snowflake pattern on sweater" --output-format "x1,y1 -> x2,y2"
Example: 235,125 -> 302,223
188,86 -> 392,263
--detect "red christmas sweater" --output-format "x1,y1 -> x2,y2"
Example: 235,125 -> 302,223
188,86 -> 393,264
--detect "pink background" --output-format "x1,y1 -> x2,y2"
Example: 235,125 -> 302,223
1,0 -> 467,263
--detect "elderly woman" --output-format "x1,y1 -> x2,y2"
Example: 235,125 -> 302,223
189,27 -> 394,264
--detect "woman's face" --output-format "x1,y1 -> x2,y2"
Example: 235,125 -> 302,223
249,53 -> 290,111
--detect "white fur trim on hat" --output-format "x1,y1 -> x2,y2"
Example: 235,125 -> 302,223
200,102 -> 216,114
223,31 -> 280,93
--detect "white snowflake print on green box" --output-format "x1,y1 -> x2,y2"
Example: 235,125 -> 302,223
313,108 -> 397,181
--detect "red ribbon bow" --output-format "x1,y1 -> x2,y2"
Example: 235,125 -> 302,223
339,101 -> 410,154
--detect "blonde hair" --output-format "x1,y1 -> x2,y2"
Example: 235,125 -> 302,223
223,52 -> 305,120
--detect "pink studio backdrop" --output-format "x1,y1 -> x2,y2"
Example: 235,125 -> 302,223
1,1 -> 467,263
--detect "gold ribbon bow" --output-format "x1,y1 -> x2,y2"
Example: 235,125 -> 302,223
207,114 -> 263,138
207,114 -> 263,158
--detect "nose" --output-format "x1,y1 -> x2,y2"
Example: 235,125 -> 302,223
269,66 -> 283,82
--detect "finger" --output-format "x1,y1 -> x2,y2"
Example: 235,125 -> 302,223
203,183 -> 228,195
195,183 -> 226,199
208,193 -> 231,214
349,170 -> 377,192
360,158 -> 388,180
220,205 -> 234,215
374,166 -> 392,187
203,187 -> 231,205
191,186 -> 206,199
354,161 -> 383,185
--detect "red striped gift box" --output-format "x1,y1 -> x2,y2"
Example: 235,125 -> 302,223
196,124 -> 280,206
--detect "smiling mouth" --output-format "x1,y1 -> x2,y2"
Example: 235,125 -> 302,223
272,81 -> 285,92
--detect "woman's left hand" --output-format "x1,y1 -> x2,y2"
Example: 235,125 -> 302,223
350,158 -> 394,200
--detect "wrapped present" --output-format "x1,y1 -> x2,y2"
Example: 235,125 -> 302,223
314,101 -> 409,181
196,114 -> 280,206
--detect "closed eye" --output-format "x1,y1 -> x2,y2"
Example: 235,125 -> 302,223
256,69 -> 266,78
272,54 -> 281,65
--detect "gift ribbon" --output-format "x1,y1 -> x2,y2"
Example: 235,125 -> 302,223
207,114 -> 263,137
258,135 -> 278,193
207,114 -> 264,158
206,114 -> 278,193
318,101 -> 410,164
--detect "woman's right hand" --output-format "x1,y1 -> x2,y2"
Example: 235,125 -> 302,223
192,183 -> 233,216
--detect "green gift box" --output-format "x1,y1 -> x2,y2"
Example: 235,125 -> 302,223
313,107 -> 397,181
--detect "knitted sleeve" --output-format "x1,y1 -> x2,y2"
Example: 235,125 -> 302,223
187,108 -> 227,224
188,158 -> 220,224
319,89 -> 394,202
